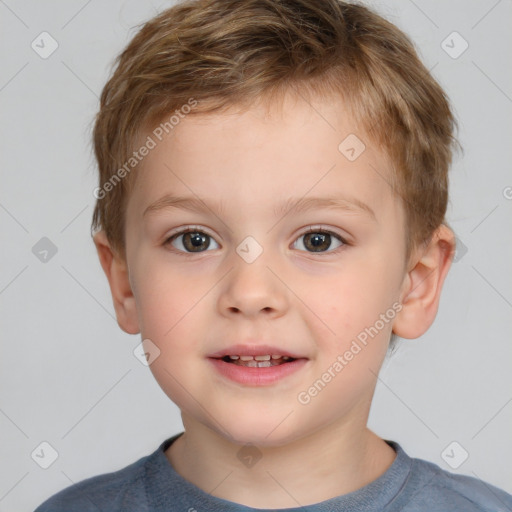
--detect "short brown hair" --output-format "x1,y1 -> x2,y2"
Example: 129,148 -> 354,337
91,0 -> 458,263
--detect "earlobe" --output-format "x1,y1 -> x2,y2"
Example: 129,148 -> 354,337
392,224 -> 455,339
93,231 -> 140,335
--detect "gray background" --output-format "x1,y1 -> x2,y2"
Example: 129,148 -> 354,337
1,0 -> 511,510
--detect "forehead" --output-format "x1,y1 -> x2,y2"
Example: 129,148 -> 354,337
127,92 -> 402,227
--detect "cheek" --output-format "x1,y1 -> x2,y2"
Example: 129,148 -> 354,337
132,265 -> 209,406
130,257 -> 202,342
302,258 -> 400,348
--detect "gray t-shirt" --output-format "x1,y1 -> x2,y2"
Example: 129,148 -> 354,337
35,432 -> 512,511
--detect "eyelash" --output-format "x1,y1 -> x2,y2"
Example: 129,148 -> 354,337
163,226 -> 349,255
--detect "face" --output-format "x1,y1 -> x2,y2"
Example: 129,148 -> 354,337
123,92 -> 409,446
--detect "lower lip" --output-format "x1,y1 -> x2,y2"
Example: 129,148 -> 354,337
208,358 -> 308,386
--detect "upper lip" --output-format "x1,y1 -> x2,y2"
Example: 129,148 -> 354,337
208,344 -> 307,359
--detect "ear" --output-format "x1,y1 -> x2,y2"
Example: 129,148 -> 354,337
93,231 -> 140,335
392,224 -> 455,339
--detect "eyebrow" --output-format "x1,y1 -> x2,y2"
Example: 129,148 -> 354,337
143,194 -> 376,221
275,196 -> 376,220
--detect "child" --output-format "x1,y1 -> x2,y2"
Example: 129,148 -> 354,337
36,0 -> 512,510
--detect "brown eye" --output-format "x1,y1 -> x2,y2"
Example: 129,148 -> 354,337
293,230 -> 344,253
168,230 -> 219,253
304,232 -> 331,252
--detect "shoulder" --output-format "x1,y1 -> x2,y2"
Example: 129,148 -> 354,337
391,445 -> 512,512
34,450 -> 152,512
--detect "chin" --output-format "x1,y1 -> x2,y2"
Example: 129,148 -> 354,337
215,414 -> 309,448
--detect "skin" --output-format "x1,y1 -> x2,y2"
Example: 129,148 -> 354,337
94,90 -> 455,508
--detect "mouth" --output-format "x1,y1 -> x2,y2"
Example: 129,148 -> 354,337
207,344 -> 308,385
214,354 -> 298,368
208,352 -> 308,386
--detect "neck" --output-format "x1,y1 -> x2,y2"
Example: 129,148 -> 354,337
165,418 -> 396,508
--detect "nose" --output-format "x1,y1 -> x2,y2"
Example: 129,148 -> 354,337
217,253 -> 289,319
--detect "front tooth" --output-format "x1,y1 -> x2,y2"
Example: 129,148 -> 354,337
229,355 -> 240,360
271,354 -> 282,359
246,360 -> 258,367
254,355 -> 271,361
240,355 -> 254,361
